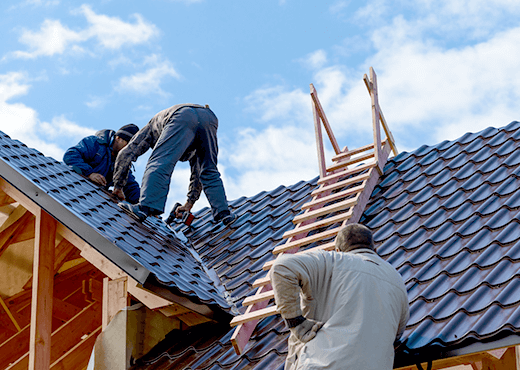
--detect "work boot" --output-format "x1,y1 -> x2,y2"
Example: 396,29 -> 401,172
118,201 -> 148,222
221,213 -> 237,226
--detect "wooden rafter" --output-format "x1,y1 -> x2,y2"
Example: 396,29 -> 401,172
0,205 -> 33,258
229,67 -> 397,355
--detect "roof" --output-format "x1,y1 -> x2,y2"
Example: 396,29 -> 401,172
0,130 -> 232,318
132,120 -> 520,369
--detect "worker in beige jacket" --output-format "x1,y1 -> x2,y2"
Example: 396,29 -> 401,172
270,223 -> 409,370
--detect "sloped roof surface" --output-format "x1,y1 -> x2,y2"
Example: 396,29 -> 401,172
134,121 -> 520,369
0,130 -> 230,311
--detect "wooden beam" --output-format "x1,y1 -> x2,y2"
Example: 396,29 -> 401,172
0,324 -> 30,370
0,191 -> 16,207
326,152 -> 376,172
0,179 -> 39,215
310,84 -> 341,154
29,209 -> 57,370
0,206 -> 32,258
317,161 -> 376,185
230,305 -> 278,327
291,197 -> 357,224
53,239 -> 77,275
311,171 -> 371,196
363,74 -> 398,156
11,215 -> 35,244
368,68 -> 383,175
49,327 -> 101,370
311,84 -> 328,178
102,277 -> 128,330
8,301 -> 101,370
0,295 -> 22,332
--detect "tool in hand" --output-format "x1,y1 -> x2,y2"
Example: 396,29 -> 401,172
166,202 -> 195,226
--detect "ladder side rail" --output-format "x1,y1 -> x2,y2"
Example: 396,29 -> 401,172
310,84 -> 342,155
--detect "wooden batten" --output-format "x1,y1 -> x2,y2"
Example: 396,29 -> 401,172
102,277 -> 128,330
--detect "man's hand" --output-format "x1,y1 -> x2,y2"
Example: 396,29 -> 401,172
175,201 -> 193,218
290,318 -> 324,343
112,187 -> 125,201
88,173 -> 107,186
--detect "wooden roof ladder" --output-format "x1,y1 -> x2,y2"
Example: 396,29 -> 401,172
229,67 -> 399,355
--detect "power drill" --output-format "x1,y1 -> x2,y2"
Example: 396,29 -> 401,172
166,203 -> 195,226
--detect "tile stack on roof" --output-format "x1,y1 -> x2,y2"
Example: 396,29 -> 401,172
0,130 -> 230,312
134,121 -> 520,369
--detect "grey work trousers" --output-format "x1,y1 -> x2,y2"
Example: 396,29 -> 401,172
140,106 -> 229,219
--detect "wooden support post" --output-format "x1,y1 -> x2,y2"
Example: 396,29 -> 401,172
310,84 -> 341,155
311,84 -> 327,178
29,209 -> 57,370
369,67 -> 383,175
102,277 -> 128,330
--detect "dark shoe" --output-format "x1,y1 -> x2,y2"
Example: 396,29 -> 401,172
118,201 -> 148,222
221,213 -> 237,226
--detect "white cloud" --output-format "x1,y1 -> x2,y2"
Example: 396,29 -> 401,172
78,5 -> 158,50
0,72 -> 94,159
301,50 -> 328,70
8,5 -> 158,59
117,55 -> 180,95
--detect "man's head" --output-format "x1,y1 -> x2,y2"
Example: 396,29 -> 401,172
335,223 -> 374,252
112,124 -> 139,154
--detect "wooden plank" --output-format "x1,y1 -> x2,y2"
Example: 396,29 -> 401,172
292,197 -> 357,224
312,84 -> 327,178
326,152 -> 375,172
0,207 -> 32,258
312,172 -> 371,196
331,142 -> 379,162
52,298 -> 81,322
363,74 -> 398,156
273,227 -> 341,255
310,84 -> 341,154
369,68 -> 383,175
0,324 -> 30,370
252,276 -> 271,289
177,312 -> 212,326
263,242 -> 336,271
0,179 -> 40,215
0,192 -> 16,207
242,290 -> 275,307
29,209 -> 57,370
158,303 -> 191,317
317,162 -> 376,185
0,295 -> 22,332
8,302 -> 101,370
230,305 -> 278,327
11,216 -> 35,244
231,284 -> 273,355
282,211 -> 352,241
49,327 -> 101,370
53,239 -> 77,275
302,184 -> 364,210
102,277 -> 127,330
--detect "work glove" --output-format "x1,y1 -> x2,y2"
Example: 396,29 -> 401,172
287,317 -> 324,343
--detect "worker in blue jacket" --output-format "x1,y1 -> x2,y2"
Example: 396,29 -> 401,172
63,124 -> 141,204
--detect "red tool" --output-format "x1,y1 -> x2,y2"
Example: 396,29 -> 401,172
166,202 -> 195,226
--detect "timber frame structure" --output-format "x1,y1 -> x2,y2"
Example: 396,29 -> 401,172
230,67 -> 399,354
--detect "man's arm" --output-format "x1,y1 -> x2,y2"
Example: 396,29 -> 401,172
122,171 -> 141,204
270,253 -> 326,342
113,126 -> 153,189
63,136 -> 98,176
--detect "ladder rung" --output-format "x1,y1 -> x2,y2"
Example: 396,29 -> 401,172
252,276 -> 271,288
312,172 -> 371,196
243,291 -> 274,306
327,152 -> 375,172
230,305 -> 279,327
302,185 -> 364,210
332,142 -> 375,162
332,140 -> 387,163
273,227 -> 341,254
283,210 -> 352,240
318,162 -> 376,185
293,197 -> 357,224
263,241 -> 336,271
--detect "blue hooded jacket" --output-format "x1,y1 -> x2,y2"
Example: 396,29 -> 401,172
63,129 -> 140,204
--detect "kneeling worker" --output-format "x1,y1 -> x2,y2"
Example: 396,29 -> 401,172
64,124 -> 140,204
270,223 -> 409,370
113,104 -> 236,225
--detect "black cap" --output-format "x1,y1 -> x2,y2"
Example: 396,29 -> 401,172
116,124 -> 139,142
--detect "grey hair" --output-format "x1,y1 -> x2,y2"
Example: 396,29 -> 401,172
335,223 -> 374,252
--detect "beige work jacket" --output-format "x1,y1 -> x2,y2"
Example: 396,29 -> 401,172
270,249 -> 409,370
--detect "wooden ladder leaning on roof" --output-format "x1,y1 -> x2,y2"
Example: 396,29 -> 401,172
229,67 -> 399,355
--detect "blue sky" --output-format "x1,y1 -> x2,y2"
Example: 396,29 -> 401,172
2,0 -> 520,213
